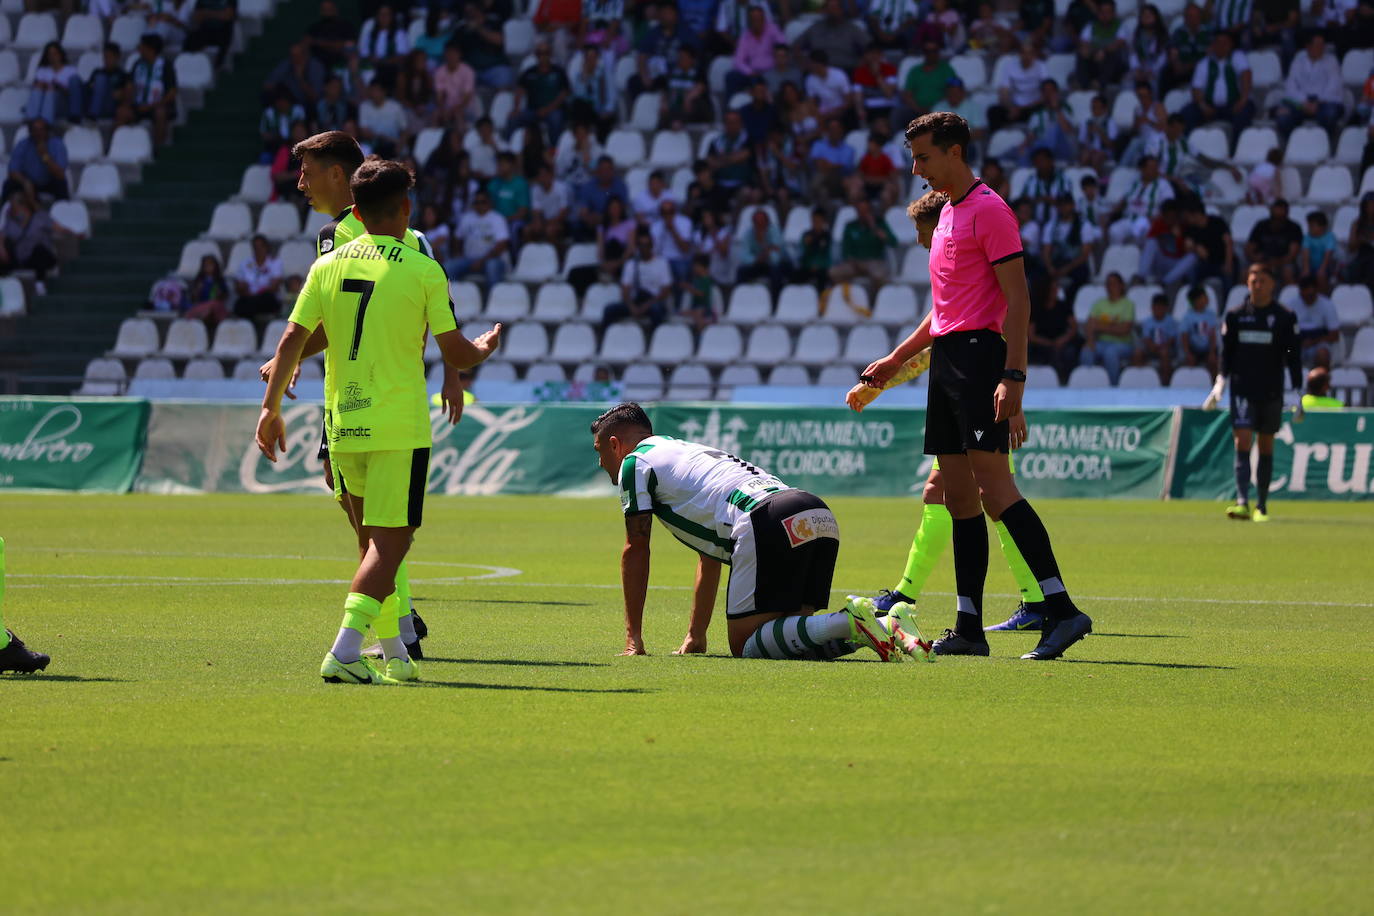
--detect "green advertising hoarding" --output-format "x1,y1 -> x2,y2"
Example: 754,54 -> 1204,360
0,397 -> 149,492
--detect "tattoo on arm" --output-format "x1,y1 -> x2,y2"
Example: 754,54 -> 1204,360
626,514 -> 653,540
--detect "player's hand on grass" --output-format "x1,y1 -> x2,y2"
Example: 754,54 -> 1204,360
994,380 -> 1022,423
618,635 -> 647,656
255,408 -> 286,462
471,322 -> 504,362
672,633 -> 707,655
1009,411 -> 1028,450
860,353 -> 904,388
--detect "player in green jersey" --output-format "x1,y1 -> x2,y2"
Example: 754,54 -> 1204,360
258,158 -> 502,684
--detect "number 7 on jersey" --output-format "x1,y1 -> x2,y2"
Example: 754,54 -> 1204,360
341,278 -> 375,360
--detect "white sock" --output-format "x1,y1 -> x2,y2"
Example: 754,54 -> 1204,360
380,636 -> 409,662
806,611 -> 853,642
331,627 -> 365,663
398,613 -> 417,643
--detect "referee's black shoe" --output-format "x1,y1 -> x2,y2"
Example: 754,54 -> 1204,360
932,629 -> 991,656
1022,613 -> 1093,660
0,629 -> 51,674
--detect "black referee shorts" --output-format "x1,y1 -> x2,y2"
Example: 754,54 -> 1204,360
1230,390 -> 1283,435
924,329 -> 1009,456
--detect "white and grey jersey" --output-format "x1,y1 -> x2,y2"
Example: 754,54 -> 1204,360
618,436 -> 791,564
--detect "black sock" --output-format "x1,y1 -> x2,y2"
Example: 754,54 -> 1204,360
1256,453 -> 1273,512
1235,449 -> 1251,505
998,499 -> 1078,621
951,513 -> 988,640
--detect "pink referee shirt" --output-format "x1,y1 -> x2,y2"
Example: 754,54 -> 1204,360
928,178 -> 1024,337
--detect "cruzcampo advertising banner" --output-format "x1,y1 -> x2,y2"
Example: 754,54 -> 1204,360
1171,408 -> 1374,501
0,396 -> 150,492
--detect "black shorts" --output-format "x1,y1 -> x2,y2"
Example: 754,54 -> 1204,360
1230,391 -> 1283,435
924,330 -> 1009,455
726,490 -> 839,620
317,417 -> 329,461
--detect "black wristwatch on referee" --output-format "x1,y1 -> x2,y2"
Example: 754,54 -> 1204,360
1001,369 -> 1027,383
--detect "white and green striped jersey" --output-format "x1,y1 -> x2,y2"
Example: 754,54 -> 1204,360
618,435 -> 791,564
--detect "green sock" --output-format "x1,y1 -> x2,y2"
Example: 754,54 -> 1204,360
0,535 -> 8,649
341,592 -> 382,633
896,503 -> 953,597
375,593 -> 401,640
994,520 -> 1045,604
395,560 -> 412,614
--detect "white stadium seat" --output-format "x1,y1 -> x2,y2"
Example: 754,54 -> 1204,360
206,202 -> 253,241
666,363 -> 714,400
0,277 -> 26,317
1284,125 -> 1331,166
511,243 -> 559,282
622,363 -> 664,400
648,131 -> 691,169
63,126 -> 104,165
550,323 -> 597,362
599,322 -> 647,364
0,88 -> 27,126
768,365 -> 811,385
134,357 -> 176,380
238,165 -> 272,203
78,358 -> 127,396
524,361 -> 567,384
413,127 -> 444,168
1248,50 -> 1282,87
1233,127 -> 1279,166
1187,127 -> 1230,161
503,18 -> 534,57
176,239 -> 221,278
1170,366 -> 1211,388
62,13 -> 104,51
1330,367 -> 1368,405
1335,127 -> 1366,165
1343,48 -> 1374,85
174,52 -> 214,90
696,324 -> 744,365
183,357 -> 225,380
256,319 -> 289,356
474,361 -> 517,383
1306,166 -> 1354,205
816,364 -> 858,387
793,325 -> 841,366
209,318 -> 257,358
531,282 -> 578,322
1344,327 -> 1374,369
1027,365 -> 1060,388
949,54 -> 987,89
873,284 -> 920,326
819,284 -> 870,325
717,364 -> 762,390
1068,365 -> 1112,388
1072,284 -> 1107,323
606,129 -> 646,169
579,282 -> 620,322
278,239 -> 314,278
900,246 -> 931,285
107,125 -> 153,165
783,206 -> 811,245
485,282 -> 531,321
1333,285 -> 1374,328
724,283 -> 775,325
630,93 -> 661,131
1117,366 -> 1160,388
0,51 -> 18,87
450,280 -> 483,320
233,358 -> 265,381
646,324 -> 695,365
562,243 -> 598,276
109,13 -> 146,51
771,285 -> 815,325
13,12 -> 58,50
744,324 -> 792,364
501,323 -> 550,362
50,200 -> 90,236
842,325 -> 891,366
161,319 -> 208,357
76,163 -> 122,202
887,205 -> 917,246
255,202 -> 300,240
1097,244 -> 1139,281
1127,284 -> 1164,322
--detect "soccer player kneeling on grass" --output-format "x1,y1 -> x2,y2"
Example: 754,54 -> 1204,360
590,403 -> 925,662
257,158 -> 502,684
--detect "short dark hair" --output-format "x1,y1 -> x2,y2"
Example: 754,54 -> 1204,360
1308,210 -> 1329,226
1248,261 -> 1275,280
591,402 -> 653,439
1307,366 -> 1331,396
907,189 -> 948,228
292,130 -> 365,176
1152,293 -> 1168,307
904,112 -> 971,157
350,156 -> 414,221
139,32 -> 164,53
103,41 -> 120,54
1298,273 -> 1318,290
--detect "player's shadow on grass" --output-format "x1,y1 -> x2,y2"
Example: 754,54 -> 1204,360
1091,632 -> 1187,639
0,675 -> 127,683
423,656 -> 607,667
420,680 -> 650,694
459,599 -> 594,607
1063,659 -> 1234,671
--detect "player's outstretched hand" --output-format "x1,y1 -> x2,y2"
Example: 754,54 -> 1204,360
471,322 -> 504,362
860,353 -> 904,388
256,408 -> 286,462
1009,411 -> 1028,450
618,635 -> 647,656
993,380 -> 1022,423
257,357 -> 301,400
672,633 -> 707,655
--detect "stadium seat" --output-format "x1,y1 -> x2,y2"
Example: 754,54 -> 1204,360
76,163 -> 122,202
1334,127 -> 1365,166
1187,126 -> 1229,162
237,164 -> 272,203
696,324 -> 744,365
63,126 -> 104,165
1330,367 -> 1368,405
255,202 -> 300,240
176,239 -> 221,277
524,361 -> 567,384
717,364 -> 762,391
1248,50 -> 1282,87
630,93 -> 661,131
297,359 -> 325,382
1343,48 -> 1374,85
987,129 -> 1025,159
107,125 -> 153,165
770,284 -> 815,325
503,18 -> 534,57
231,358 -> 264,381
622,363 -> 664,400
133,357 -> 176,380
413,127 -> 444,168
208,318 -> 257,359
206,202 -> 253,241
0,277 -> 25,317
531,282 -> 578,322
1175,283 -> 1219,316
665,363 -> 713,400
1229,205 -> 1268,249
475,360 -> 517,383
485,282 -> 531,321
252,319 -> 287,356
768,365 -> 811,385
109,13 -> 146,51
450,280 -> 483,320
511,243 -> 559,282
1284,125 -> 1331,166
706,54 -> 733,94
562,243 -> 598,276
579,282 -> 621,322
161,319 -> 208,357
1305,165 -> 1354,205
1097,245 -> 1139,282
0,50 -> 18,87
872,284 -> 919,326
501,322 -> 550,362
842,324 -> 891,367
624,165 -> 650,201
61,13 -> 104,52
278,240 -> 314,278
78,357 -> 128,396
174,52 -> 213,91
50,200 -> 90,236
646,324 -> 694,365
0,88 -> 27,126
606,129 -> 646,169
887,205 -> 917,246
1169,366 -> 1211,388
949,54 -> 987,89
1233,127 -> 1279,166
1068,365 -> 1112,388
1027,365 -> 1060,388
1072,284 -> 1107,322
815,364 -> 856,387
183,357 -> 225,380
1117,366 -> 1160,388
1046,53 -> 1074,86
736,204 -> 780,234
1333,285 -> 1374,328
744,324 -> 792,364
1066,90 -> 1096,126
550,323 -> 597,362
648,131 -> 691,169
793,325 -> 841,366
13,12 -> 57,49
782,206 -> 811,246
899,246 -> 931,285
819,285 -> 870,325
1207,167 -> 1245,204
219,240 -> 247,276
599,322 -> 647,364
1110,90 -> 1140,130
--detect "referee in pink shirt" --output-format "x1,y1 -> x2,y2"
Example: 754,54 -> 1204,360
862,112 -> 1093,660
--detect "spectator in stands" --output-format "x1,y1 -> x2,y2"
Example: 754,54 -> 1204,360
1127,3 -> 1168,91
314,75 -> 352,132
1344,191 -> 1374,289
1028,286 -> 1082,384
1041,193 -> 1098,310
183,0 -> 237,68
684,158 -> 720,220
358,4 -> 409,91
653,198 -> 696,285
797,0 -> 869,72
1023,147 -> 1072,225
433,42 -> 479,132
1274,33 -> 1344,137
707,110 -> 753,207
1178,284 -> 1219,376
777,81 -> 820,148
447,189 -> 511,286
126,33 -> 178,148
934,78 -> 987,152
305,0 -> 357,72
738,79 -> 779,147
675,0 -> 718,49
601,226 -> 673,332
630,2 -> 699,99
24,42 -> 83,126
1182,31 -> 1255,133
1253,2 -> 1300,63
865,0 -> 920,50
232,234 -> 283,323
1293,275 -> 1342,368
1076,95 -> 1117,174
595,195 -> 637,282
899,40 -> 955,122
1079,173 -> 1106,230
791,207 -> 832,291
422,129 -> 470,206
1138,199 -> 1196,296
682,254 -> 718,334
920,0 -> 967,52
456,0 -> 513,89
1134,293 -> 1178,383
3,119 -> 69,203
1157,113 -> 1241,196
727,5 -> 785,97
184,254 -> 230,322
268,40 -> 326,110
511,40 -> 571,142
86,42 -> 132,122
1121,81 -> 1167,167
1301,211 -> 1339,292
968,1 -> 1015,53
1245,198 -> 1303,285
567,46 -> 616,138
854,132 -> 900,210
358,80 -> 408,159
661,46 -> 714,128
1078,271 -> 1136,384
487,152 -> 530,239
989,39 -> 1048,133
260,90 -> 306,159
460,116 -> 503,181
525,164 -> 570,246
981,157 -> 1010,201
396,49 -> 437,125
828,198 -> 895,295
0,193 -> 58,292
416,202 -> 451,262
693,207 -> 734,287
763,43 -> 803,99
1163,3 -> 1210,93
632,170 -> 673,223
574,155 -> 628,239
1182,198 -> 1235,286
412,7 -> 455,65
1014,197 -> 1049,308
1245,148 -> 1286,204
808,117 -> 856,200
1109,154 -> 1173,245
851,45 -> 897,127
1075,0 -> 1130,91
123,0 -> 192,50
711,0 -> 774,55
804,50 -> 854,125
733,208 -> 788,292
1303,366 -> 1344,410
270,120 -> 309,202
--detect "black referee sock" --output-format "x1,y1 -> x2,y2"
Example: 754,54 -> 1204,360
998,499 -> 1079,622
951,514 -> 988,640
1256,453 -> 1273,513
1235,449 -> 1252,505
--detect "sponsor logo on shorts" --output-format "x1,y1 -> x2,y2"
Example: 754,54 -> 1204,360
338,382 -> 372,414
330,426 -> 372,440
782,508 -> 838,547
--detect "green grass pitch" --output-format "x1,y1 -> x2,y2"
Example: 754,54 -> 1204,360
2,493 -> 1372,914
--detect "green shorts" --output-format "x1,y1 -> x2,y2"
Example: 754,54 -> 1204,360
331,447 -> 431,528
931,455 -> 1016,474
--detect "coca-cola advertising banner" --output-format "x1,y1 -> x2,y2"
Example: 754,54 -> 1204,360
0,397 -> 149,492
